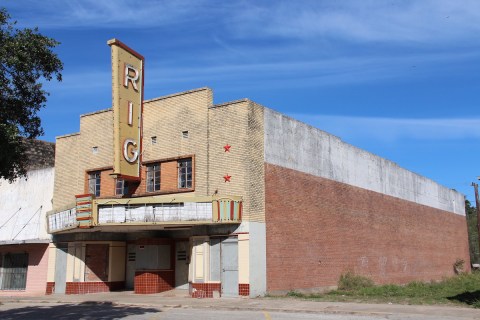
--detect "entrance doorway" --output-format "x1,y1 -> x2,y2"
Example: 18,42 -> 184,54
125,244 -> 136,290
54,243 -> 68,294
221,237 -> 238,297
175,241 -> 189,289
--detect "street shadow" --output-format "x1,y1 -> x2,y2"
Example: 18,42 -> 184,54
0,301 -> 161,320
447,290 -> 480,306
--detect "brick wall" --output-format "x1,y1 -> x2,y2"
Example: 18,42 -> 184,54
208,100 -> 265,222
53,88 -> 265,223
45,282 -> 54,295
54,133 -> 81,208
264,108 -> 464,215
239,283 -> 250,296
54,89 -> 211,211
54,108 -> 114,209
143,88 -> 211,196
82,157 -> 193,198
265,163 -> 470,293
65,281 -> 124,294
190,282 -> 221,298
134,271 -> 174,294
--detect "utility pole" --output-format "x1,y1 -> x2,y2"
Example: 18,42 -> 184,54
472,182 -> 480,252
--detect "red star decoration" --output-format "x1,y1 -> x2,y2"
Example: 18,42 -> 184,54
224,144 -> 231,152
223,174 -> 231,182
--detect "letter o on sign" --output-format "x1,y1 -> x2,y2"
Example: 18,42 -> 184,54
123,139 -> 139,163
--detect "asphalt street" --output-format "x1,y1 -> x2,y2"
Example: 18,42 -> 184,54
0,302 -> 470,320
0,292 -> 478,320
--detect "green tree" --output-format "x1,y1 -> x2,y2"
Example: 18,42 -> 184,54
0,8 -> 62,181
465,199 -> 479,264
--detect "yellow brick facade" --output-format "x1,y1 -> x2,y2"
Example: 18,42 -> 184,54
142,88 -> 211,196
208,100 -> 265,222
53,87 -> 265,222
53,109 -> 113,208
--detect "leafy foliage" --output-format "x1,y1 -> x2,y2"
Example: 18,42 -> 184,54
0,7 -> 62,181
465,200 -> 479,264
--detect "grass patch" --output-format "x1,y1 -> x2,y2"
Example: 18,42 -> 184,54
285,272 -> 480,308
338,272 -> 374,291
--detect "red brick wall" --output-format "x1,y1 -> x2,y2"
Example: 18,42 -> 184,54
83,156 -> 194,198
190,282 -> 221,298
65,281 -> 124,294
45,282 -> 55,295
134,271 -> 174,294
239,283 -> 250,296
265,163 -> 470,292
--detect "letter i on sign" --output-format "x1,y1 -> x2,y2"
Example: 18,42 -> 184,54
128,101 -> 133,126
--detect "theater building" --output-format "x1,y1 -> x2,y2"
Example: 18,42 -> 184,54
46,39 -> 469,297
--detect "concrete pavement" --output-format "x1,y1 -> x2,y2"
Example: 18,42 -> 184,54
1,291 -> 479,319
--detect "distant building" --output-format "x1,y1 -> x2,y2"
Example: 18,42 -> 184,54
0,139 -> 55,296
46,40 -> 469,297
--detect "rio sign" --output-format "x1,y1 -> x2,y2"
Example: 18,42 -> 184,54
108,39 -> 144,180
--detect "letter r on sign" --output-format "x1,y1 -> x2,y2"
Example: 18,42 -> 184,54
124,64 -> 139,91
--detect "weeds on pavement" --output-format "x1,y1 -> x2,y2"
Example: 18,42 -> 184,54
285,271 -> 480,308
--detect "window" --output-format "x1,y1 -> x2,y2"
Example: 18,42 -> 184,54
182,131 -> 189,139
115,179 -> 129,195
0,253 -> 28,290
88,172 -> 101,197
146,163 -> 160,192
178,158 -> 192,189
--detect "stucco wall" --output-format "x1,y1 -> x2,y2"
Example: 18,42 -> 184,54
0,167 -> 54,241
264,108 -> 464,215
0,244 -> 50,296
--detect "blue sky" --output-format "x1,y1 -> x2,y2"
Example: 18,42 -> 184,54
3,0 -> 480,202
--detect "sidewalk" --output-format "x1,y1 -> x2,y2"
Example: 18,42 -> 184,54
1,291 -> 479,319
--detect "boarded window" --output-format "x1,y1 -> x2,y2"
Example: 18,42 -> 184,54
136,245 -> 171,270
84,244 -> 109,282
193,239 -> 207,282
210,238 -> 221,282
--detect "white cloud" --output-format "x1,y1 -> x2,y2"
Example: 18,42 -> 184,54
6,0 -> 480,47
232,0 -> 480,44
290,114 -> 480,142
45,48 -> 477,95
4,0 -> 212,28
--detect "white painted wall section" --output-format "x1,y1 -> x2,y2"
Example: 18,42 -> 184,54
264,108 -> 465,215
0,167 -> 54,241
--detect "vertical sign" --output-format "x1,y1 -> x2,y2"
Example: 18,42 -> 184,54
108,39 -> 144,180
